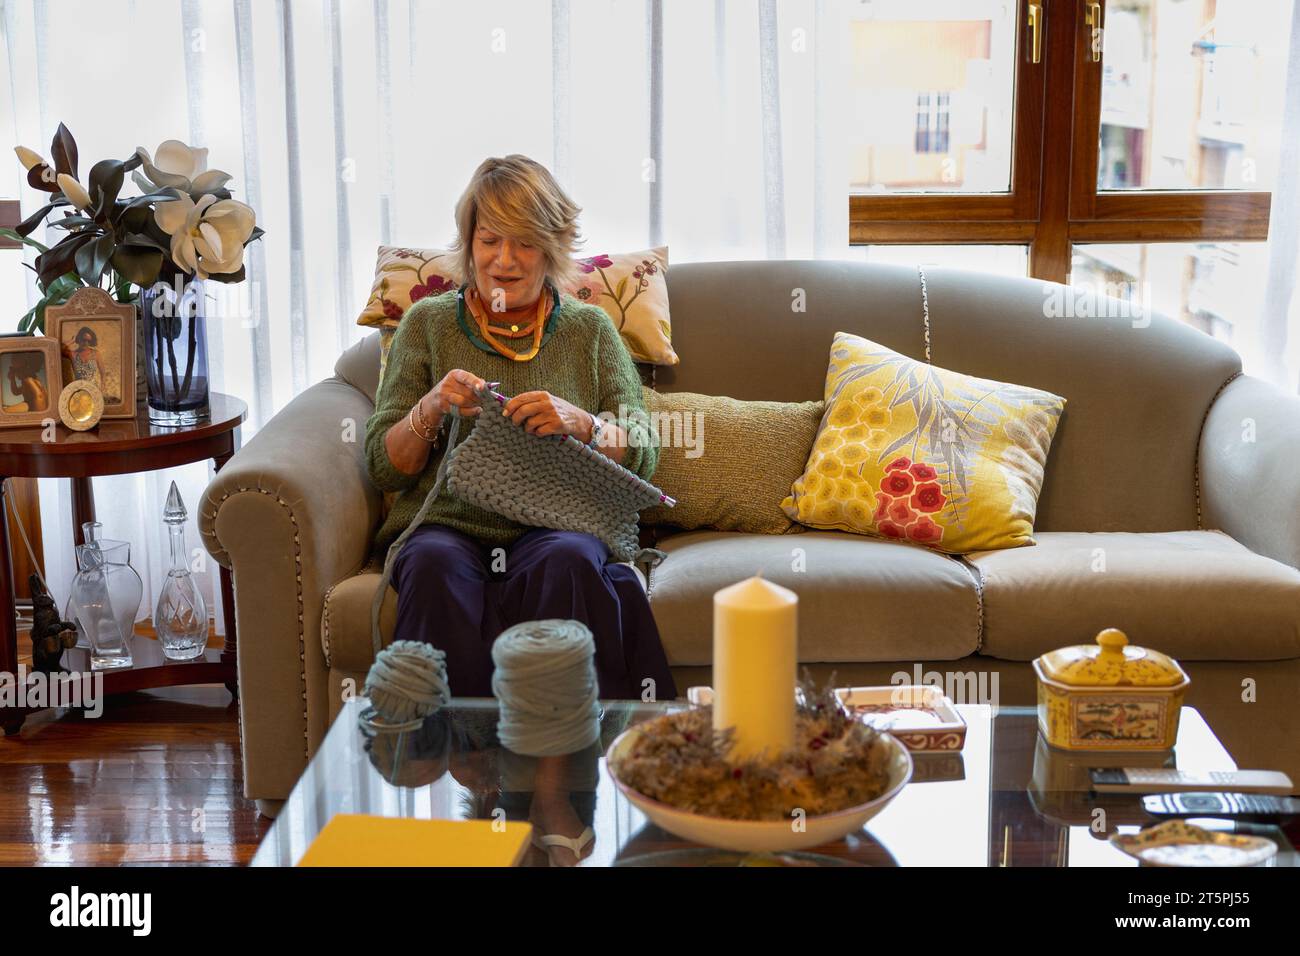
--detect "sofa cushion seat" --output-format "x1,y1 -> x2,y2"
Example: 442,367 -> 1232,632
648,530 -> 981,666
321,558 -> 648,674
969,531 -> 1300,661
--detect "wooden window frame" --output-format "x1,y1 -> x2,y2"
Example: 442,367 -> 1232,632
849,0 -> 1273,284
850,0 -> 1046,244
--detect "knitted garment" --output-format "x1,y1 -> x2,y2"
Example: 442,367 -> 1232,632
447,389 -> 668,562
371,386 -> 673,656
364,289 -> 659,556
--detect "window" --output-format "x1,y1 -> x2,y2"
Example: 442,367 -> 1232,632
1098,0 -> 1291,191
849,3 -> 1019,194
849,0 -> 1299,385
1071,241 -> 1280,373
914,93 -> 952,155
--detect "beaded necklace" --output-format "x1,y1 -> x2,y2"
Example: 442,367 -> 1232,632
455,280 -> 562,361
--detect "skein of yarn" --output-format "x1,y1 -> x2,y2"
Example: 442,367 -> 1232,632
364,640 -> 451,725
491,619 -> 601,757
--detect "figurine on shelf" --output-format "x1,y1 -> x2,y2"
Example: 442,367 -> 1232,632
28,573 -> 77,673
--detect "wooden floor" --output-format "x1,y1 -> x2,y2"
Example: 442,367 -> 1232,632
0,623 -> 269,866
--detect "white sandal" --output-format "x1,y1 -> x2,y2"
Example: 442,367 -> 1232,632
531,826 -> 595,867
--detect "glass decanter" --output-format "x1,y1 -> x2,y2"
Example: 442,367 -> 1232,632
155,480 -> 209,661
65,521 -> 139,670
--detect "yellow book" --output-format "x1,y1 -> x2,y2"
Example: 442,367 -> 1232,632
297,815 -> 532,867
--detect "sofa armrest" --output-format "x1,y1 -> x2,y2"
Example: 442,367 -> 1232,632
1200,374 -> 1300,570
200,376 -> 381,801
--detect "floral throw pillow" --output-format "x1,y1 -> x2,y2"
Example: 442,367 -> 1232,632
357,246 -> 461,327
781,332 -> 1066,553
357,244 -> 677,366
568,247 -> 676,365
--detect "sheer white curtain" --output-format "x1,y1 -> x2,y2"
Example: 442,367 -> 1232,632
1,0 -> 852,630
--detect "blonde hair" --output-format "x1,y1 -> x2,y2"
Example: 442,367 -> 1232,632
450,155 -> 584,292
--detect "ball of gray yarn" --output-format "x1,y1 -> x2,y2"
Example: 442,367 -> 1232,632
491,619 -> 600,757
364,640 -> 450,724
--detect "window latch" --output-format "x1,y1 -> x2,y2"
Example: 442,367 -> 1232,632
1085,1 -> 1103,63
1028,2 -> 1045,65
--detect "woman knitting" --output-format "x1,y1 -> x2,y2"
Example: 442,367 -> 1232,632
365,155 -> 677,710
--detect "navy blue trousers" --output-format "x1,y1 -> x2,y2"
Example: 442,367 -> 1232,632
390,524 -> 677,701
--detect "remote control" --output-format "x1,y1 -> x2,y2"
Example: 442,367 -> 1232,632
1089,768 -> 1294,795
1143,792 -> 1300,824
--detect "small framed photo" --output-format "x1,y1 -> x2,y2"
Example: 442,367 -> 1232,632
0,335 -> 61,428
46,287 -> 137,419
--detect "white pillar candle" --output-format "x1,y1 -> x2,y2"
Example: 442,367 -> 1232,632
712,575 -> 798,761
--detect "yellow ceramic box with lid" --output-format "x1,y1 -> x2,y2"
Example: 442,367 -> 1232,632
1032,628 -> 1190,752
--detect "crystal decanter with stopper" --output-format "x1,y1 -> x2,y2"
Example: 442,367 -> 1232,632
155,480 -> 209,661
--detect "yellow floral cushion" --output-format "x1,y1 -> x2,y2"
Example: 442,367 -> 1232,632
357,244 -> 677,366
781,332 -> 1066,553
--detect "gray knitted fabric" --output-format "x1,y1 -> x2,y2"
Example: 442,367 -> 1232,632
446,390 -> 667,562
372,385 -> 672,655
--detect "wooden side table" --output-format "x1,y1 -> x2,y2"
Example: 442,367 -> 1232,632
0,392 -> 247,735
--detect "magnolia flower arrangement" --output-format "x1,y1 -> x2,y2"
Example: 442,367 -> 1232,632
3,123 -> 263,332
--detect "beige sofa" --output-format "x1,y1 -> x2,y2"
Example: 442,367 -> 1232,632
199,260 -> 1300,814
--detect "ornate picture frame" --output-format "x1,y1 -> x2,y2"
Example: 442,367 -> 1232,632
0,334 -> 61,429
45,287 -> 137,419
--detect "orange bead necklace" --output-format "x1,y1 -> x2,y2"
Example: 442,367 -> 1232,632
465,283 -> 550,362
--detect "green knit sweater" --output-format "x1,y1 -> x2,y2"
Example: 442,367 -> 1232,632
365,289 -> 659,556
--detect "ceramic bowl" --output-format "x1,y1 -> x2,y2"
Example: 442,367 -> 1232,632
605,724 -> 912,854
1110,821 -> 1278,867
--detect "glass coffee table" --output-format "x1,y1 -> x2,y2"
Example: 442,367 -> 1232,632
251,698 -> 1296,867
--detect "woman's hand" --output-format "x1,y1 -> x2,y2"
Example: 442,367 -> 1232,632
503,390 -> 594,440
422,369 -> 487,420
384,369 -> 486,479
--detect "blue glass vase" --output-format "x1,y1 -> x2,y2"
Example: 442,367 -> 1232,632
140,279 -> 211,427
